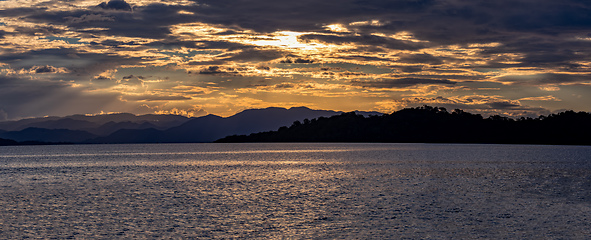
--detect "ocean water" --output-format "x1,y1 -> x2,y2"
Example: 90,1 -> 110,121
0,143 -> 590,239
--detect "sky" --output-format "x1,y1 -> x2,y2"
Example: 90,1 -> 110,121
0,0 -> 590,120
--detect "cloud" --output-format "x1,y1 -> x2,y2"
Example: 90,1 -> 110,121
96,0 -> 133,12
0,48 -> 143,82
153,107 -> 207,118
199,66 -> 225,74
189,48 -> 286,65
299,34 -> 425,50
397,53 -> 443,65
65,14 -> 115,24
20,3 -> 186,39
122,94 -> 192,102
496,73 -> 591,86
274,83 -> 295,89
117,75 -> 145,86
1,0 -> 591,118
518,95 -> 561,101
20,65 -> 70,74
351,78 -> 456,88
280,58 -> 314,64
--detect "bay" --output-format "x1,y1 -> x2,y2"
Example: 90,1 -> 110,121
1,143 -> 590,239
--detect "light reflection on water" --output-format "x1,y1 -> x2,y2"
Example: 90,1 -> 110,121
0,143 -> 590,239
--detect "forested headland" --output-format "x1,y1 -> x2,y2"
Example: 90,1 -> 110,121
216,106 -> 591,145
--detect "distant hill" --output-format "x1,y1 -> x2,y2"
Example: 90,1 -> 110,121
13,118 -> 100,131
0,116 -> 62,132
89,128 -> 164,144
84,121 -> 160,136
0,106 -> 359,144
216,106 -> 591,145
0,137 -> 18,146
0,137 -> 67,146
0,113 -> 192,143
89,107 -> 349,143
0,113 -> 190,132
0,128 -> 98,143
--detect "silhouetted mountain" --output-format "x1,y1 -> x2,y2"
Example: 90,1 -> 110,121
0,137 -> 18,146
0,113 -> 190,132
16,118 -> 100,131
89,128 -> 164,144
84,121 -> 160,136
162,107 -> 344,142
0,116 -> 62,131
216,106 -> 591,145
67,113 -> 190,128
0,137 -> 61,146
0,128 -> 98,143
90,107 -> 346,143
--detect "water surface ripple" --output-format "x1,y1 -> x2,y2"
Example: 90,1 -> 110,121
1,143 -> 590,239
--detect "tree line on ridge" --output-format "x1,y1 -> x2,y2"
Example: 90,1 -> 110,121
216,106 -> 591,145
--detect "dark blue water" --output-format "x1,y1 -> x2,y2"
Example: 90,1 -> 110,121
1,143 -> 590,238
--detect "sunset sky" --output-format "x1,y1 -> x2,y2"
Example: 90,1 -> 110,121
1,0 -> 590,120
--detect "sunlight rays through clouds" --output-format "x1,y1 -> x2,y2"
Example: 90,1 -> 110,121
0,0 -> 590,119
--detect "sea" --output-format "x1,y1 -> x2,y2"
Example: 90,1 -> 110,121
0,143 -> 590,239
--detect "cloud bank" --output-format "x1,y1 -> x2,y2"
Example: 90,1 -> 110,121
0,0 -> 590,119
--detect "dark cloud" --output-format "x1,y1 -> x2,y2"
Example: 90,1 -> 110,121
352,78 -> 456,88
488,101 -> 521,109
274,83 -> 295,89
397,66 -> 423,73
122,95 -> 192,101
196,66 -> 248,75
96,0 -> 133,12
122,75 -> 145,80
226,48 -> 285,62
497,73 -> 591,85
93,75 -> 111,81
17,3 -> 187,39
28,65 -> 68,74
337,55 -> 392,62
5,0 -> 591,46
118,75 -> 145,85
397,53 -> 444,65
1,0 -> 590,117
189,48 -> 286,65
97,39 -> 138,47
0,48 -> 143,85
7,0 -> 590,68
338,71 -> 367,77
280,58 -> 314,64
9,25 -> 66,37
256,65 -> 271,70
299,34 -> 425,50
199,66 -> 224,74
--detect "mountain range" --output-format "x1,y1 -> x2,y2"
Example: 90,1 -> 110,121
0,107 -> 379,144
216,106 -> 591,145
